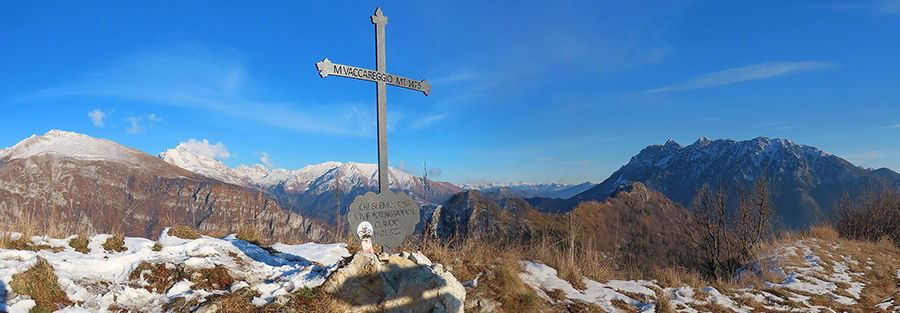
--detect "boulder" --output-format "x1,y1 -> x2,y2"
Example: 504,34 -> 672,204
323,251 -> 465,313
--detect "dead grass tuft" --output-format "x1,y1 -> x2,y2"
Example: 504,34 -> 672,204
191,264 -> 235,291
68,236 -> 90,254
408,236 -> 551,313
0,233 -> 29,250
168,226 -> 201,240
102,233 -> 127,252
809,224 -> 840,241
236,226 -> 268,247
130,262 -> 183,293
10,257 -> 73,313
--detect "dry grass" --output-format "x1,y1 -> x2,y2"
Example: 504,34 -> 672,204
10,257 -> 73,313
203,285 -> 346,313
0,233 -> 29,250
102,233 -> 127,252
191,264 -> 235,291
236,226 -> 267,247
407,237 -> 551,313
168,226 -> 201,240
809,224 -> 840,241
130,262 -> 184,293
68,236 -> 90,254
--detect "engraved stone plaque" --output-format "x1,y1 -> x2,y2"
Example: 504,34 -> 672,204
347,190 -> 420,249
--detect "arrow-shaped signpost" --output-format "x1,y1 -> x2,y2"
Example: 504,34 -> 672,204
316,7 -> 428,253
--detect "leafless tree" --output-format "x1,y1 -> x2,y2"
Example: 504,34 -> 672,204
690,176 -> 778,279
734,174 -> 778,256
690,182 -> 732,278
833,181 -> 900,244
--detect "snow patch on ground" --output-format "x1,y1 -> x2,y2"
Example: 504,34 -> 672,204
0,229 -> 349,312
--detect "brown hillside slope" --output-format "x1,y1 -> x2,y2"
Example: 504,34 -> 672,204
0,131 -> 330,242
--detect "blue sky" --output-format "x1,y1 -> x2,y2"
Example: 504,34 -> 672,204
2,1 -> 899,185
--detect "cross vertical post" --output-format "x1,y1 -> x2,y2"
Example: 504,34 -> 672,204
316,7 -> 430,252
373,8 -> 389,194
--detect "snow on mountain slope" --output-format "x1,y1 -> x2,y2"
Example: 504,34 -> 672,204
159,146 -> 425,194
0,130 -> 149,164
460,181 -> 597,199
571,136 -> 894,229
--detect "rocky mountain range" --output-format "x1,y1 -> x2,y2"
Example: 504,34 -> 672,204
0,130 -> 329,241
567,137 -> 900,229
458,181 -> 596,199
159,143 -> 463,225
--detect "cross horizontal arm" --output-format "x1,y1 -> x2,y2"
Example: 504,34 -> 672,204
316,58 -> 431,96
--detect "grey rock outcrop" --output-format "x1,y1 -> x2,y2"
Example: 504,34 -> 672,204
323,251 -> 465,313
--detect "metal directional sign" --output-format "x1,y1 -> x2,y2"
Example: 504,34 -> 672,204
315,7 -> 426,251
316,59 -> 431,95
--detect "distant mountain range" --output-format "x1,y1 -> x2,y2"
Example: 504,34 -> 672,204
0,130 -> 329,241
458,181 -> 596,199
567,137 -> 900,229
159,143 -> 463,225
4,131 -> 897,238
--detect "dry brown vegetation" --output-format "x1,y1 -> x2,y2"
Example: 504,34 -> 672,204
102,233 -> 127,252
10,257 -> 73,313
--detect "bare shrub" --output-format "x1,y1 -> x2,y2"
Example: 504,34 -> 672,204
690,176 -> 778,279
832,182 -> 900,245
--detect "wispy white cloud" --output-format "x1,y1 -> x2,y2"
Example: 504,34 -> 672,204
883,124 -> 900,128
413,114 -> 449,129
844,151 -> 887,160
180,139 -> 231,159
124,114 -> 162,134
88,109 -> 107,127
428,167 -> 442,176
257,152 -> 278,168
599,136 -> 624,143
826,0 -> 900,15
31,42 -> 375,136
644,61 -> 841,93
397,160 -> 418,174
125,117 -> 144,134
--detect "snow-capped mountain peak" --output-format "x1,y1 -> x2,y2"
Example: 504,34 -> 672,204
0,130 -> 148,164
158,145 -> 430,195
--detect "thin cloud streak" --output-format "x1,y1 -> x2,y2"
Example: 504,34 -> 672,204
883,124 -> 900,128
28,42 -> 375,136
825,0 -> 900,15
644,61 -> 841,93
844,151 -> 887,160
413,114 -> 449,129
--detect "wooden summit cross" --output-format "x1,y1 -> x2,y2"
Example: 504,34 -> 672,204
315,7 -> 428,252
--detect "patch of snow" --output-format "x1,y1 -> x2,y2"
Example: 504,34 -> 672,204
0,228 -> 349,312
701,287 -> 752,313
519,261 -> 653,312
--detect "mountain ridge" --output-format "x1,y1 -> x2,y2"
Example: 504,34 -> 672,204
158,142 -> 463,225
568,136 -> 900,228
0,130 -> 330,241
